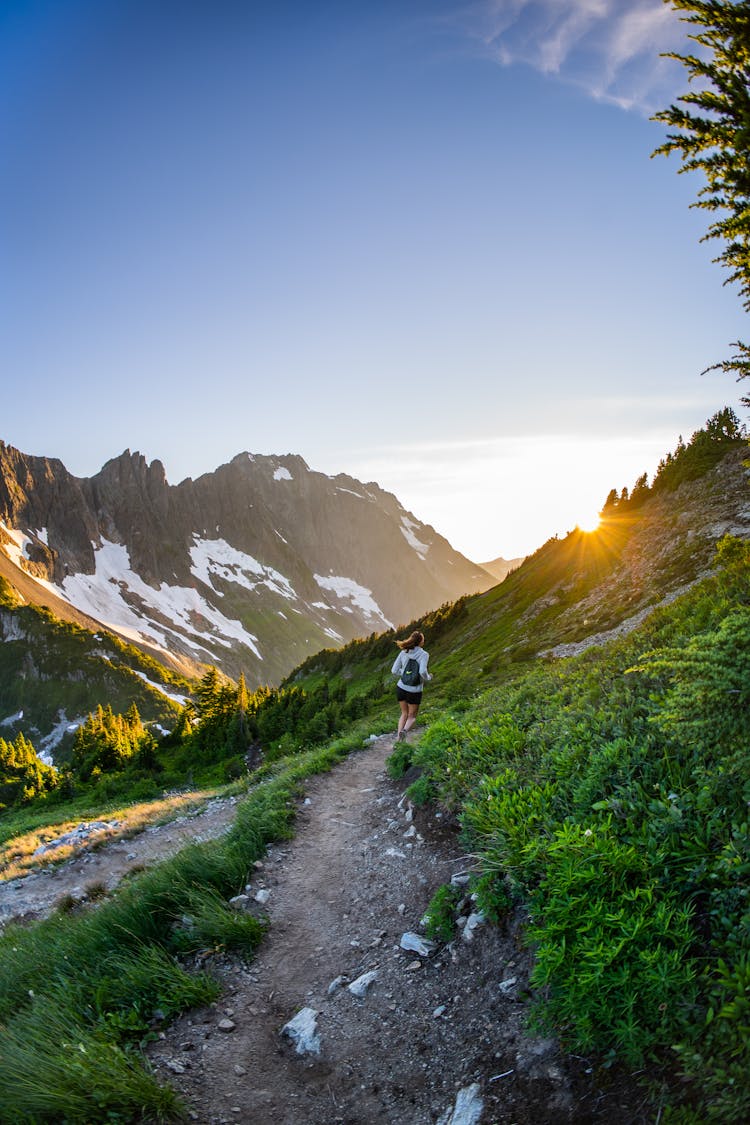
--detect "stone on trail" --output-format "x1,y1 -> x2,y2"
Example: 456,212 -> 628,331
254,888 -> 271,905
228,894 -> 249,910
280,1007 -> 321,1056
437,1082 -> 484,1125
217,1018 -> 236,1032
327,974 -> 348,997
400,932 -> 436,957
348,970 -> 378,998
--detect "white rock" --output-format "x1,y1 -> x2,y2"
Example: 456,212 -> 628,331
280,1007 -> 321,1055
228,894 -> 249,910
400,932 -> 436,957
403,825 -> 417,839
327,975 -> 347,997
385,848 -> 407,859
437,1082 -> 484,1125
498,976 -> 518,994
254,889 -> 271,905
217,1018 -> 236,1032
348,970 -> 378,998
462,911 -> 486,943
450,872 -> 472,887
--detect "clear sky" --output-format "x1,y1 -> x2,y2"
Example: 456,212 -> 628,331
1,0 -> 746,561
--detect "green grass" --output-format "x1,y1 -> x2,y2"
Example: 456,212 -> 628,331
0,726 -> 370,1123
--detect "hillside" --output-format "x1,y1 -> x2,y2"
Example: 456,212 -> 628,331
0,442 -> 492,687
0,575 -> 192,761
291,436 -> 750,703
0,417 -> 748,1123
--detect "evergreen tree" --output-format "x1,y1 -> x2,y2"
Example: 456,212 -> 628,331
0,731 -> 58,805
653,0 -> 750,389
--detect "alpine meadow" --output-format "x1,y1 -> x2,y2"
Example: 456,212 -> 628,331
1,2 -> 750,1124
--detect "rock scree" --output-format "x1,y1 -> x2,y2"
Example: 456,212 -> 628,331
145,735 -> 647,1124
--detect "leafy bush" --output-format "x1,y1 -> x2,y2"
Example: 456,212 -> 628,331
409,538 -> 750,1117
423,883 -> 462,943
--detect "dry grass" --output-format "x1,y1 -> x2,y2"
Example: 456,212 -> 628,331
0,789 -> 228,881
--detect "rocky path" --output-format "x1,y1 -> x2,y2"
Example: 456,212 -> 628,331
147,737 -> 644,1124
1,735 -> 648,1123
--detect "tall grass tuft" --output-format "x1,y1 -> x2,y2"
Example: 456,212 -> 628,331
0,994 -> 184,1123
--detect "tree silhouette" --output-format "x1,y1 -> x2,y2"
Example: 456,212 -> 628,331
653,0 -> 750,391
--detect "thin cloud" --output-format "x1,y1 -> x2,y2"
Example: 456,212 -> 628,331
451,0 -> 690,113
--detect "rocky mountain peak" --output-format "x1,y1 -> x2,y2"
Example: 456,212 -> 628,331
0,441 -> 492,685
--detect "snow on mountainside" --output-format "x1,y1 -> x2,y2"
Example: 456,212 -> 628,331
0,442 -> 492,684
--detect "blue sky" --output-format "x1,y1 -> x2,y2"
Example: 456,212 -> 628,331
1,0 -> 746,560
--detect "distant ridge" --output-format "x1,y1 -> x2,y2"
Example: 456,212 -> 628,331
480,555 -> 525,584
0,442 -> 493,686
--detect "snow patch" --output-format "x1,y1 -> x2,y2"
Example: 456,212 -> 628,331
130,670 -> 189,707
273,466 -> 293,481
52,539 -> 263,660
336,487 -> 366,499
313,574 -> 394,628
1,710 -> 24,727
400,516 -> 429,559
1,523 -> 33,565
37,713 -> 86,762
190,537 -> 297,601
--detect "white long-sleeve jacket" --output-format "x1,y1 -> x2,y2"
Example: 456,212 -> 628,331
391,646 -> 432,693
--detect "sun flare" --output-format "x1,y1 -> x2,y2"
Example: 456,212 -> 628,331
578,512 -> 601,534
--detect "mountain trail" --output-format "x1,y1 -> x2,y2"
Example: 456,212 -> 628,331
145,735 -> 645,1124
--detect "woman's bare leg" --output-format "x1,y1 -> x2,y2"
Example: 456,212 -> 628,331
402,702 -> 420,734
397,699 -> 410,736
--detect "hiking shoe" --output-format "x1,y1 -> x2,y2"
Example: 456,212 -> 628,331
397,731 -> 407,742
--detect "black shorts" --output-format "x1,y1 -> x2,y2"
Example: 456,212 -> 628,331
397,686 -> 422,704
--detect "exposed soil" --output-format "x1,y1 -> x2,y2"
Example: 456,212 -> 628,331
0,796 -> 239,927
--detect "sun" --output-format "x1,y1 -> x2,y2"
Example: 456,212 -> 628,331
578,511 -> 601,534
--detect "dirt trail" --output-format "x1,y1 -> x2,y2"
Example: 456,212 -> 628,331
0,736 -> 647,1123
145,737 -> 644,1125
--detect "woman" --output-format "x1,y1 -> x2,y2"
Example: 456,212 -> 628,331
391,629 -> 432,743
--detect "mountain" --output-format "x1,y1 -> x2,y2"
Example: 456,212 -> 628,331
0,443 -> 492,691
479,555 -> 524,583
